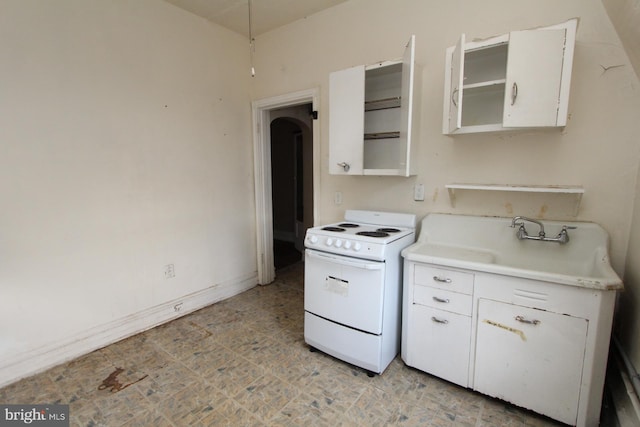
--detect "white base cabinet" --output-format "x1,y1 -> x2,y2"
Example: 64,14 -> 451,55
407,305 -> 471,388
475,299 -> 588,425
403,264 -> 473,387
402,261 -> 617,427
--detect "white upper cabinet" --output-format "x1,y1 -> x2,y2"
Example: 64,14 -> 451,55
329,66 -> 365,174
443,19 -> 577,135
330,36 -> 418,176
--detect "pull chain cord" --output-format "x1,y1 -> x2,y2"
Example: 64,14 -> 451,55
248,0 -> 255,77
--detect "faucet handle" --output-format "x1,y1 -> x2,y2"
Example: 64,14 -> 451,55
510,218 -> 524,228
562,225 -> 577,231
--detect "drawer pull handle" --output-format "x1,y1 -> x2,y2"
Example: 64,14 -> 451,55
431,317 -> 449,324
432,276 -> 452,284
515,315 -> 540,325
432,296 -> 450,303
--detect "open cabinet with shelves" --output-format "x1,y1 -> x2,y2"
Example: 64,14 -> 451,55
329,36 -> 418,176
443,19 -> 577,135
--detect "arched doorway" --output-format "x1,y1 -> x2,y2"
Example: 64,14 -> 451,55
270,114 -> 313,269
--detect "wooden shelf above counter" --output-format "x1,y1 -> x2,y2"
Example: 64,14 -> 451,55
445,184 -> 585,216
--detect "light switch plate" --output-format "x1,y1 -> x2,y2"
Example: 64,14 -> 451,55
414,184 -> 425,201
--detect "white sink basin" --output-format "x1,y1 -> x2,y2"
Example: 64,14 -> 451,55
402,214 -> 623,290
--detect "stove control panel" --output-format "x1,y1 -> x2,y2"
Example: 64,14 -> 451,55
305,234 -> 382,259
322,238 -> 361,251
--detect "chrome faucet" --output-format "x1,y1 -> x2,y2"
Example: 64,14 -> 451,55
511,216 -> 545,239
510,216 -> 574,244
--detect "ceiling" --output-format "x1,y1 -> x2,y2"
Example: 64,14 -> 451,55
164,0 -> 348,38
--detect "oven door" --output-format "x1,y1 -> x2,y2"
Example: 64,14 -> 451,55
304,249 -> 386,335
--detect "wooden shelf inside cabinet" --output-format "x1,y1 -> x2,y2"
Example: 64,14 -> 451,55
445,184 -> 585,216
364,131 -> 400,140
463,79 -> 506,91
365,97 -> 401,111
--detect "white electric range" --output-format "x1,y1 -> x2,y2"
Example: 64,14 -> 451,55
303,210 -> 417,375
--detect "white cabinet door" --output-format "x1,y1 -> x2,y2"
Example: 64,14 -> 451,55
446,34 -> 465,134
474,299 -> 588,426
503,29 -> 566,127
329,65 -> 365,175
406,304 -> 471,387
399,34 -> 417,176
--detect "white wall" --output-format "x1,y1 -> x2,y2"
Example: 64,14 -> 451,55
602,0 -> 640,79
0,0 -> 256,386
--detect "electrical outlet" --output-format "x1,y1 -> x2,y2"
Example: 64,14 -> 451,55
164,264 -> 175,279
414,184 -> 425,201
334,191 -> 343,205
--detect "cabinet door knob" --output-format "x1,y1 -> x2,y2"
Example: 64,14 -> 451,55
432,276 -> 452,284
431,317 -> 449,324
515,315 -> 540,325
337,162 -> 350,172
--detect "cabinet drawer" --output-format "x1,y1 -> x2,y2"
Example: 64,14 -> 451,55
414,265 -> 473,294
405,305 -> 471,388
413,286 -> 472,315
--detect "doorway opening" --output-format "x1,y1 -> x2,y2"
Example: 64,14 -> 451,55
270,110 -> 313,270
252,89 -> 319,284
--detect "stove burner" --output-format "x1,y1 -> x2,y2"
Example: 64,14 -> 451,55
322,226 -> 346,232
338,223 -> 360,228
356,231 -> 389,238
377,228 -> 401,233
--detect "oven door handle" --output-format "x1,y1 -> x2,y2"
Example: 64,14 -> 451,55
306,250 -> 384,270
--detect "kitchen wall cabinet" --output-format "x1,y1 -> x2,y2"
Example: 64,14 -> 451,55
402,260 -> 616,427
329,36 -> 418,176
442,19 -> 577,134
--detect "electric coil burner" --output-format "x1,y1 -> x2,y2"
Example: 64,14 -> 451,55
303,210 -> 417,375
357,231 -> 389,238
322,226 -> 346,232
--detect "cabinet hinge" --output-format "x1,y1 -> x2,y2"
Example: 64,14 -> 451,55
310,110 -> 318,120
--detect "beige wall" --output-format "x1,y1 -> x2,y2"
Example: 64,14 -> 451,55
602,0 -> 640,375
602,0 -> 640,80
252,0 -> 640,365
0,0 -> 255,385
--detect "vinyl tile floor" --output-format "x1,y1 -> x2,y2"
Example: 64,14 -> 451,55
1,262 -> 566,426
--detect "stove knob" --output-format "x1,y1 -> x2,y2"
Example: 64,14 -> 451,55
326,238 -> 334,246
308,235 -> 318,244
335,239 -> 343,248
353,242 -> 362,251
344,241 -> 352,249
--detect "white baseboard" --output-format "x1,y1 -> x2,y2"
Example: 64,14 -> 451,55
0,272 -> 257,388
